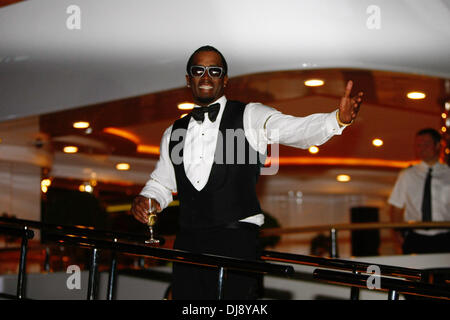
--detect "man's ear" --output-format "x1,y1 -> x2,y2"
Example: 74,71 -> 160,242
185,74 -> 191,87
223,75 -> 229,87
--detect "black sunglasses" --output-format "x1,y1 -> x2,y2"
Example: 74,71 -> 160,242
190,65 -> 224,78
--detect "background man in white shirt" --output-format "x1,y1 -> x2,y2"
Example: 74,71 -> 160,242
131,45 -> 363,299
389,128 -> 450,254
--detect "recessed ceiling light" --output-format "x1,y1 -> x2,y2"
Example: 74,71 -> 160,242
73,121 -> 90,129
178,102 -> 195,110
308,146 -> 319,154
372,138 -> 383,147
442,126 -> 447,133
442,113 -> 447,119
63,146 -> 78,153
337,174 -> 351,182
116,163 -> 130,171
407,91 -> 426,99
304,79 -> 324,87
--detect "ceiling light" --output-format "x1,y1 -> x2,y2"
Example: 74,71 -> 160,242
445,102 -> 450,111
442,113 -> 447,119
116,163 -> 130,171
406,91 -> 426,99
79,183 -> 93,193
41,178 -> 51,193
304,79 -> 324,87
178,102 -> 195,110
446,118 -> 450,127
308,146 -> 319,154
372,138 -> 383,147
63,146 -> 78,153
336,174 -> 351,182
73,121 -> 90,129
442,126 -> 447,133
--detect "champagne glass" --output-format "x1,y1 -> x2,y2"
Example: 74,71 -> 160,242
145,203 -> 160,245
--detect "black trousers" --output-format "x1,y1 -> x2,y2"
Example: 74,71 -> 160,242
402,231 -> 450,254
172,222 -> 261,300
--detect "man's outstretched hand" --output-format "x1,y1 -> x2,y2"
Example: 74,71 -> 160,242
338,80 -> 363,125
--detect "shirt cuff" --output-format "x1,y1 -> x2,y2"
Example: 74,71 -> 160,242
140,181 -> 173,210
327,110 -> 346,135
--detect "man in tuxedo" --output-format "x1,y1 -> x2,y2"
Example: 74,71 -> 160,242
131,45 -> 363,299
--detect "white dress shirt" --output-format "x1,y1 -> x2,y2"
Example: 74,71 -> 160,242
141,96 -> 346,226
389,161 -> 450,235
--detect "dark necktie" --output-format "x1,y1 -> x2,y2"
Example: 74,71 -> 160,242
421,168 -> 432,222
190,103 -> 220,123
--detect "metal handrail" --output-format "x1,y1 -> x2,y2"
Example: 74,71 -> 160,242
313,268 -> 450,300
261,250 -> 424,281
260,221 -> 450,236
44,231 -> 294,300
0,216 -> 155,244
261,221 -> 450,259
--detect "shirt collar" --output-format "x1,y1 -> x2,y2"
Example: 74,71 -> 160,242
193,95 -> 227,109
419,160 -> 445,172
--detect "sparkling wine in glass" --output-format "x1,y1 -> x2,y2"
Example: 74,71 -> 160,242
145,204 -> 160,245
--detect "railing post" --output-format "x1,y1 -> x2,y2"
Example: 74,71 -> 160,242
106,239 -> 118,300
329,228 -> 339,258
44,246 -> 50,272
388,289 -> 399,300
17,226 -> 29,299
350,268 -> 360,300
87,247 -> 99,300
217,267 -> 226,300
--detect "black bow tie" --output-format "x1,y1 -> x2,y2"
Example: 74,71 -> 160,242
190,103 -> 220,123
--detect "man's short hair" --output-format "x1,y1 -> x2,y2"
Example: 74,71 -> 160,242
417,128 -> 442,145
186,45 -> 228,76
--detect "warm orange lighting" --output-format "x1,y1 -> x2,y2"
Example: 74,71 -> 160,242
337,174 -> 351,182
180,113 -> 188,118
41,178 -> 51,193
137,144 -> 160,155
372,138 -> 383,147
304,79 -> 324,87
103,127 -> 140,144
442,126 -> 447,133
178,102 -> 195,110
268,157 -> 418,169
73,121 -> 90,129
442,113 -> 448,119
116,163 -> 130,171
308,146 -> 319,154
63,146 -> 78,153
79,183 -> 93,193
407,91 -> 426,99
445,148 -> 450,155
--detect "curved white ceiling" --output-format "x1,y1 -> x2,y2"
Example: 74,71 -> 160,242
1,0 -> 450,121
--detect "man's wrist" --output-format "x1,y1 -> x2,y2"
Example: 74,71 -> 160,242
336,110 -> 353,127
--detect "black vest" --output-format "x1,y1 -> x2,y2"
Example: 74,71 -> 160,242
169,100 -> 264,230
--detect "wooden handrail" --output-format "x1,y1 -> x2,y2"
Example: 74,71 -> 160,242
260,221 -> 450,236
